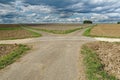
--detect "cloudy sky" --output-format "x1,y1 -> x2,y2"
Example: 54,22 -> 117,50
0,0 -> 120,23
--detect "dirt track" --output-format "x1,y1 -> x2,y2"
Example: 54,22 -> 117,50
0,27 -> 120,80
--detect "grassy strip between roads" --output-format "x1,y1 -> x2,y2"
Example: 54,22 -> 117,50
81,45 -> 117,80
83,24 -> 96,37
24,25 -> 83,34
0,45 -> 30,69
35,27 -> 82,34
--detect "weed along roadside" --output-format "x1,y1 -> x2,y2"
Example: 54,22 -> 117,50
0,44 -> 30,69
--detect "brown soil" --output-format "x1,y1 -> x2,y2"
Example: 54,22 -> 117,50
27,24 -> 89,30
0,24 -> 20,28
90,24 -> 120,37
86,42 -> 120,79
0,44 -> 18,57
0,30 -> 33,40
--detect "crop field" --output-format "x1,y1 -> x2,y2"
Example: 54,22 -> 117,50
0,24 -> 41,40
90,24 -> 120,38
25,24 -> 91,34
26,24 -> 89,30
82,42 -> 120,80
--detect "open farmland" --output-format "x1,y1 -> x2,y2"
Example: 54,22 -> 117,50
0,24 -> 120,80
25,24 -> 91,34
90,24 -> 120,38
26,24 -> 89,30
0,24 -> 41,40
82,42 -> 120,79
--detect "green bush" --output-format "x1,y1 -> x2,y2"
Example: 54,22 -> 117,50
117,22 -> 120,24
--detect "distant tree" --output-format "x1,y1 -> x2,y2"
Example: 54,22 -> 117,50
117,22 -> 120,24
83,20 -> 92,24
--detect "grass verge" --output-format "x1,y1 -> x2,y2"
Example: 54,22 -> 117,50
0,44 -> 30,69
81,45 -> 117,80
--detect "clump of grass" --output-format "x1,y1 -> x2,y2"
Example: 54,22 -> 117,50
0,44 -> 30,69
81,45 -> 117,80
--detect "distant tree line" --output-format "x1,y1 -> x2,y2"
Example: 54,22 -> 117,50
83,20 -> 92,24
117,22 -> 120,24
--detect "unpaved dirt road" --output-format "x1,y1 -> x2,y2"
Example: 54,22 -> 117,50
0,27 -> 120,80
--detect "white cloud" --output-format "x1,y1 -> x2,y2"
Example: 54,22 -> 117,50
0,0 -> 120,23
0,3 -> 16,15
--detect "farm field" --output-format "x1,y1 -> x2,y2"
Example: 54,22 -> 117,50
82,41 -> 120,80
90,24 -> 120,38
26,24 -> 89,30
0,24 -> 120,80
0,24 -> 41,40
25,24 -> 91,34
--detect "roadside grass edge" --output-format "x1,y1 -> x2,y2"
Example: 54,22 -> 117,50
83,24 -> 96,36
0,44 -> 30,69
81,45 -> 117,80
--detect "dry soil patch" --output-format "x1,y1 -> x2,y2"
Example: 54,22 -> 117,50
0,44 -> 18,57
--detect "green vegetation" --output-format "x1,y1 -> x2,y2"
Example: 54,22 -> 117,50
117,22 -> 120,24
35,27 -> 82,34
83,20 -> 93,24
81,45 -> 117,80
83,25 -> 96,36
0,27 -> 22,30
0,45 -> 30,69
